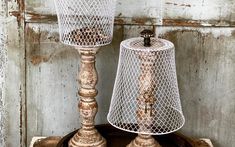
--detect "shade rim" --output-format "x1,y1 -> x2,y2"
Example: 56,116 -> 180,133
107,109 -> 185,136
58,38 -> 113,48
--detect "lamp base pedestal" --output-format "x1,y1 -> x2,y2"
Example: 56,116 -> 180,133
127,134 -> 161,147
68,47 -> 106,147
68,128 -> 106,147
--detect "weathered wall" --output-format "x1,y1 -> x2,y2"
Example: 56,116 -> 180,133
160,27 -> 235,147
1,0 -> 26,147
1,0 -> 235,147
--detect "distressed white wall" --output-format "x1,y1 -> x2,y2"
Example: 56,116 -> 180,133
1,0 -> 235,147
1,0 -> 26,147
25,24 -> 235,147
25,0 -> 235,22
158,27 -> 235,147
164,0 -> 235,21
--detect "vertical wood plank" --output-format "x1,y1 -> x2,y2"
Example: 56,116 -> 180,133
2,0 -> 26,146
0,1 -> 8,146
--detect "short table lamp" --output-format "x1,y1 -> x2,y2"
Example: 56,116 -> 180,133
54,0 -> 116,146
107,30 -> 185,147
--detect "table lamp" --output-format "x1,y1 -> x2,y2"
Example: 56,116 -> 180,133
54,0 -> 116,146
107,30 -> 185,147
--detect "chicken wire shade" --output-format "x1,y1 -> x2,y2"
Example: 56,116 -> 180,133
107,37 -> 185,135
54,0 -> 116,47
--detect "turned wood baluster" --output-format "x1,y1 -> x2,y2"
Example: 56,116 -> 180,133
69,48 -> 106,147
128,48 -> 161,147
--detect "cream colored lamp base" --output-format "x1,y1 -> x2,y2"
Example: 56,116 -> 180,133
127,134 -> 161,147
68,128 -> 106,147
68,47 -> 107,147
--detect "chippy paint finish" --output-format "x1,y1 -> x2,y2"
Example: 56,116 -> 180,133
0,0 -> 26,147
26,24 -> 235,147
1,0 -> 235,147
25,0 -> 235,23
164,0 -> 235,21
68,48 -> 107,147
158,27 -> 235,147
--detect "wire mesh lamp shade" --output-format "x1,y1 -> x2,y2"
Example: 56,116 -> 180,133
54,0 -> 116,48
107,37 -> 185,136
54,0 -> 116,146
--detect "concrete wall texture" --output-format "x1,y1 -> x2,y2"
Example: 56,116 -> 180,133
1,0 -> 235,147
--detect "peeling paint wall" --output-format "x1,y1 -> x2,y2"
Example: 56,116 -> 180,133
24,0 -> 235,21
1,0 -> 26,147
25,25 -> 235,147
159,27 -> 235,147
164,0 -> 235,21
24,0 -> 235,26
1,0 -> 235,147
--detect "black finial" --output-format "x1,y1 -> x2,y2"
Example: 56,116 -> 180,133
140,30 -> 155,47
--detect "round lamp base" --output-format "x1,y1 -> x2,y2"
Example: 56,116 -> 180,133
127,134 -> 161,147
68,128 -> 106,147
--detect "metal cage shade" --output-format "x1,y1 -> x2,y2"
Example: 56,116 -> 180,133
54,0 -> 116,48
107,37 -> 185,135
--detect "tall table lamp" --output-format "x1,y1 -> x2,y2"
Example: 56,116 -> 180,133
107,30 -> 185,147
54,0 -> 116,146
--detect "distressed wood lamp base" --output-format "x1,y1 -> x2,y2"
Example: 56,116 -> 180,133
68,47 -> 106,147
69,128 -> 106,147
127,134 -> 161,147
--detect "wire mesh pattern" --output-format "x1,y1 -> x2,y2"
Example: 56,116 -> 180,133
107,37 -> 185,135
54,0 -> 116,47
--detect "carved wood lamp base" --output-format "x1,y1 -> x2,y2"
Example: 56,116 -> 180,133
68,47 -> 106,147
127,134 -> 161,147
68,128 -> 106,147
